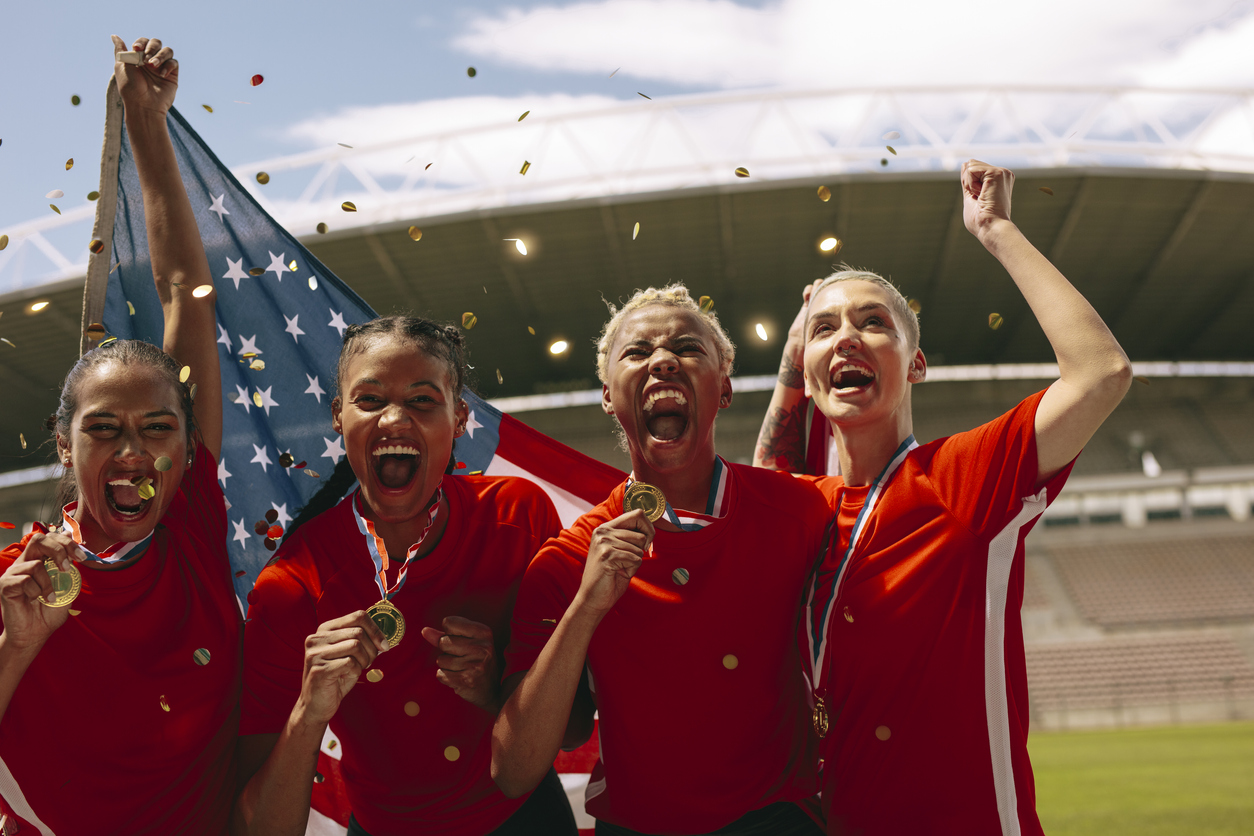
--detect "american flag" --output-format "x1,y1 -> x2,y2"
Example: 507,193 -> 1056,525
97,100 -> 620,835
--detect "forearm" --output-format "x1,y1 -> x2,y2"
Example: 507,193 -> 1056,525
753,347 -> 809,471
491,599 -> 603,797
0,635 -> 40,724
231,708 -> 326,836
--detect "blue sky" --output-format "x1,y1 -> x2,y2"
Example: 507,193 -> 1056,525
3,0 -> 1253,232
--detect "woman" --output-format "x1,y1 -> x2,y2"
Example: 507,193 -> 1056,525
234,316 -> 579,836
754,161 -> 1132,834
492,285 -> 831,835
0,36 -> 236,833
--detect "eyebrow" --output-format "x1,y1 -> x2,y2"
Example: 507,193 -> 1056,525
623,334 -> 706,348
810,302 -> 893,320
353,378 -> 443,390
83,409 -> 178,419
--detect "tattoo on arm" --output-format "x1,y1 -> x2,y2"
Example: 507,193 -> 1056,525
777,355 -> 804,390
756,399 -> 809,473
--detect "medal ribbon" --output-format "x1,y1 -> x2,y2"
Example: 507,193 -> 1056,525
351,488 -> 443,602
804,435 -> 917,694
60,502 -> 155,564
626,456 -> 731,531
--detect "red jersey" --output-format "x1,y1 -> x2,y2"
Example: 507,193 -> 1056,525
803,391 -> 1072,836
504,463 -> 830,835
0,444 -> 241,835
242,474 -> 561,836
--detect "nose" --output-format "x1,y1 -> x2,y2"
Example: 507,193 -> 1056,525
834,322 -> 861,356
114,428 -> 147,464
378,402 -> 411,430
648,347 -> 679,376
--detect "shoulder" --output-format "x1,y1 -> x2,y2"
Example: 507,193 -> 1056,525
0,533 -> 35,565
251,501 -> 353,608
732,463 -> 829,513
914,389 -> 1049,464
455,473 -> 554,510
533,495 -> 619,569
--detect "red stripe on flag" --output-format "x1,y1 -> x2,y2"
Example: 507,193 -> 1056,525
498,414 -> 624,506
311,752 -> 352,826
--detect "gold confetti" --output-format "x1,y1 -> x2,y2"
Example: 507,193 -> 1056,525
1039,186 -> 1054,196
632,222 -> 641,240
722,654 -> 739,670
137,480 -> 155,501
253,391 -> 263,408
46,189 -> 64,199
65,158 -> 73,171
609,67 -> 619,78
192,285 -> 213,298
408,226 -> 422,242
988,312 -> 1004,330
50,204 -> 61,215
71,95 -> 81,106
843,606 -> 853,623
190,383 -> 197,401
883,131 -> 900,140
308,277 -> 318,291
698,295 -> 714,313
425,163 -> 433,170
250,74 -> 264,87
85,322 -> 106,341
880,159 -> 888,167
306,469 -> 321,478
127,301 -> 135,315
19,433 -> 25,450
249,267 -> 265,276
496,369 -> 503,384
461,312 -> 477,330
316,222 -> 328,234
518,110 -> 529,121
89,239 -> 104,255
0,235 -> 7,250
179,366 -> 191,383
154,456 -> 173,472
817,185 -> 831,202
444,746 -> 461,761
875,725 -> 891,741
288,261 -> 298,272
279,452 -> 294,468
87,191 -> 99,201
337,142 -> 353,148
734,167 -> 750,178
672,567 -> 689,585
519,160 -> 531,175
467,67 -> 477,77
159,695 -> 170,712
68,609 -> 81,616
404,701 -> 420,716
637,92 -> 651,100
886,146 -> 897,155
1,338 -> 16,348
366,669 -> 383,683
908,299 -> 922,314
193,648 -> 211,665
341,201 -> 357,212
249,358 -> 265,371
202,104 -> 213,113
1134,375 -> 1150,385
256,172 -> 270,185
527,326 -> 535,335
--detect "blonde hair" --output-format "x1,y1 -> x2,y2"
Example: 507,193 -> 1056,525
812,265 -> 920,349
595,284 -> 736,384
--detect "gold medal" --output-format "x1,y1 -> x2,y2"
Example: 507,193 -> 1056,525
813,696 -> 829,739
38,559 -> 82,608
624,482 -> 666,523
367,599 -> 406,647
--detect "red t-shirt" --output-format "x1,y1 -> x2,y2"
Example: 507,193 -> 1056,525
0,444 -> 241,835
802,391 -> 1072,836
242,474 -> 561,836
505,462 -> 831,835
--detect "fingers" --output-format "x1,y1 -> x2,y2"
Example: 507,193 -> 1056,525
111,34 -> 127,55
440,616 -> 493,642
9,560 -> 54,604
22,532 -> 81,573
318,610 -> 388,653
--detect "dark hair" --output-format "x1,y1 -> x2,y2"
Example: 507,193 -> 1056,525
285,315 -> 469,540
52,339 -> 196,510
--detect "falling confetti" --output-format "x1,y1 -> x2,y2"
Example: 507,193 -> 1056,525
886,146 -> 897,155
179,366 -> 191,383
518,111 -> 529,121
0,522 -> 14,530
609,68 -> 620,78
154,456 -> 173,472
1039,187 -> 1054,196
880,159 -> 888,167
50,204 -> 61,214
637,92 -> 651,100
734,167 -> 750,178
19,434 -> 25,450
496,369 -> 503,384
249,358 -> 265,371
255,172 -> 270,185
127,301 -> 135,315
192,285 -> 213,298
519,160 -> 531,175
1134,375 -> 1150,385
817,185 -> 831,202
249,267 -> 265,276
308,276 -> 318,291
194,648 -> 211,666
190,383 -> 197,401
698,295 -> 714,313
527,326 -> 535,335
366,669 -> 383,683
306,469 -> 321,478
633,222 -> 640,240
279,452 -> 294,468
425,163 -> 433,170
988,313 -> 1004,330
908,299 -> 922,314
408,226 -> 422,242
265,509 -> 279,524
316,223 -> 328,234
137,480 -> 155,501
0,339 -> 14,349
342,201 -> 357,212
461,312 -> 477,330
85,322 -> 106,341
883,131 -> 900,140
267,524 -> 283,539
87,191 -> 99,201
250,74 -> 264,87
71,95 -> 81,106
253,520 -> 268,536
252,391 -> 263,408
467,67 -> 477,77
46,190 -> 64,199
337,142 -> 353,148
0,235 -> 7,250
65,158 -> 73,171
288,260 -> 297,271
202,104 -> 213,113
234,570 -> 246,578
68,609 -> 81,616
89,239 -> 104,254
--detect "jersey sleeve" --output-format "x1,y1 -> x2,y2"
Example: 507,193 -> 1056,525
163,440 -> 228,547
240,542 -> 320,736
922,389 -> 1074,536
502,534 -> 583,682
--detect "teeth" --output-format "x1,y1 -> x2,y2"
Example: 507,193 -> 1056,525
643,389 -> 688,413
107,479 -> 135,486
372,444 -> 419,457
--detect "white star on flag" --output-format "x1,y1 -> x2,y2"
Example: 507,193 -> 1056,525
251,444 -> 274,472
270,503 -> 293,528
231,518 -> 250,546
238,335 -> 263,357
217,324 -> 232,350
284,314 -> 305,343
255,386 -> 280,416
266,251 -> 291,282
305,374 -> 326,403
223,257 -> 249,291
322,436 -> 346,464
218,458 -> 232,488
234,385 -> 251,413
464,409 -> 483,439
328,309 -> 348,338
209,194 -> 229,221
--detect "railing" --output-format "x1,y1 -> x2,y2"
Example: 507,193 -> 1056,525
1029,674 -> 1254,731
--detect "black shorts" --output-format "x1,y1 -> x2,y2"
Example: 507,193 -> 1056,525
347,767 -> 578,836
593,801 -> 823,836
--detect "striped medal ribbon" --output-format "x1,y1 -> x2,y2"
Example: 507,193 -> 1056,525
59,502 -> 156,564
625,456 -> 732,531
804,435 -> 917,737
351,488 -> 444,602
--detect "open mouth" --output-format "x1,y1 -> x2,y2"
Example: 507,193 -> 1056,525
642,388 -> 690,442
834,364 -> 875,392
105,478 -> 152,518
372,443 -> 420,490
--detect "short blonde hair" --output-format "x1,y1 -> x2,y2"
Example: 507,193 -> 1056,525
596,284 -> 736,384
811,265 -> 920,349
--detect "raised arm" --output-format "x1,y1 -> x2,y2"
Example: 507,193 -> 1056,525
754,282 -> 821,472
113,36 -> 222,461
961,160 -> 1132,485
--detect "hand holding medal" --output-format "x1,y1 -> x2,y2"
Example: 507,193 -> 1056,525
297,611 -> 389,727
0,530 -> 86,650
577,493 -> 657,616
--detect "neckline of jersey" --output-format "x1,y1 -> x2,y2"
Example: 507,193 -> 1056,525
346,475 -> 468,588
618,464 -> 739,550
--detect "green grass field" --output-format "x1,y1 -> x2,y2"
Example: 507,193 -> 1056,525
1029,722 -> 1254,835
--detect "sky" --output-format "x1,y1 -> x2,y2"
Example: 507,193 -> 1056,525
3,0 -> 1254,233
